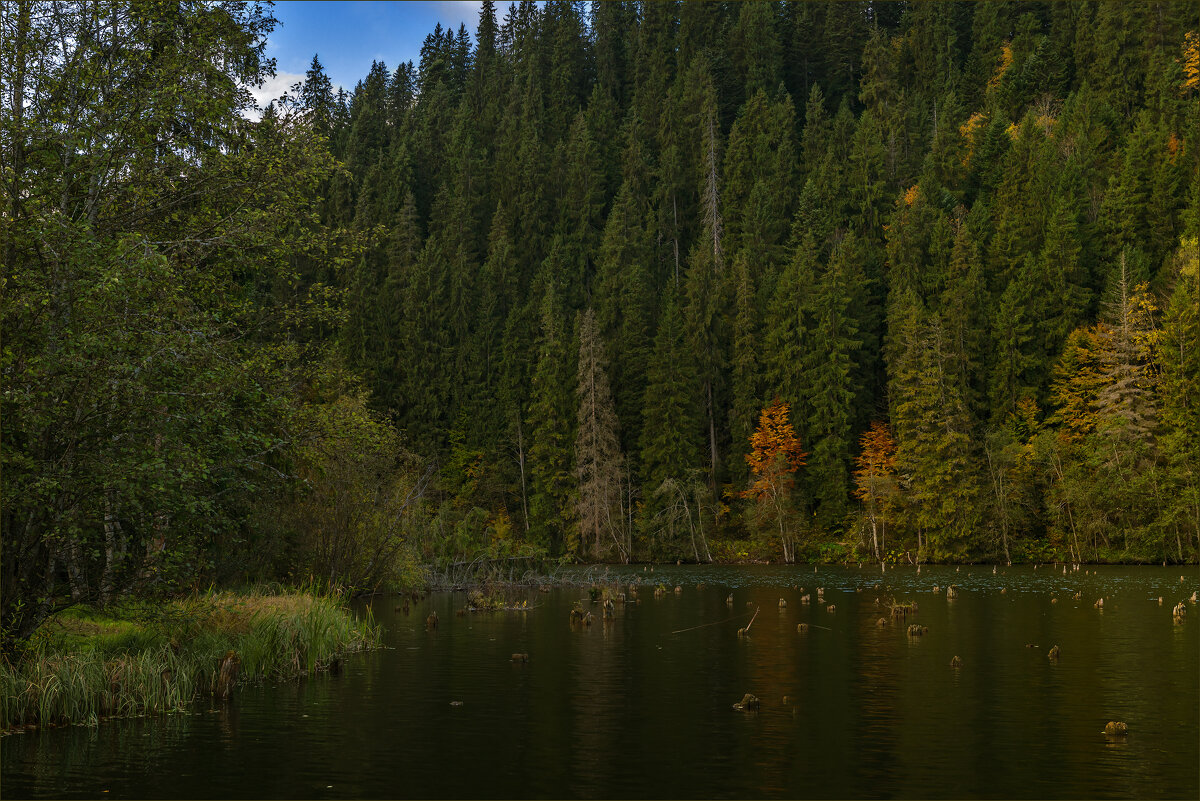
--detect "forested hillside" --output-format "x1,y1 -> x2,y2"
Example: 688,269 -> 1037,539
3,2 -> 1199,652
315,0 -> 1200,566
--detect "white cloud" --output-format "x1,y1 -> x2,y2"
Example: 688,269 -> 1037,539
243,71 -> 307,119
434,1 -> 483,30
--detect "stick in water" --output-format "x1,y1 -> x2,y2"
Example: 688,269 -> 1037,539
743,605 -> 760,633
671,610 -> 756,635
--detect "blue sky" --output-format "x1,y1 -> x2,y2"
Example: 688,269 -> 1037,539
249,1 -> 488,107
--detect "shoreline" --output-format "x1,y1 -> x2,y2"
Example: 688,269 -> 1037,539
1,590 -> 380,734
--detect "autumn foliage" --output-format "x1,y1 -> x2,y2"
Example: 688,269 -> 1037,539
742,398 -> 807,562
853,422 -> 897,504
853,422 -> 897,560
742,398 -> 807,500
1183,31 -> 1200,93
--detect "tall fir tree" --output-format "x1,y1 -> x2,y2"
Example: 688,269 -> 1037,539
575,309 -> 627,561
526,283 -> 577,555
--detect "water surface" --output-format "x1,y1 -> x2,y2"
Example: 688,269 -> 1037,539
3,565 -> 1197,799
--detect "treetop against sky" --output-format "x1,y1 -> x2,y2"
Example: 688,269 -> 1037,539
253,1 -> 495,107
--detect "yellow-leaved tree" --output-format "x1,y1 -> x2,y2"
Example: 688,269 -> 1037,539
1182,31 -> 1200,93
742,398 -> 807,563
854,422 -> 898,562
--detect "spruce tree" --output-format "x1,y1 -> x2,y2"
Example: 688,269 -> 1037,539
594,181 -> 655,463
575,309 -> 627,562
527,283 -> 577,555
640,287 -> 704,545
803,234 -> 865,530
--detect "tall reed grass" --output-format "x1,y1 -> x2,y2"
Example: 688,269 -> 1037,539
1,588 -> 379,731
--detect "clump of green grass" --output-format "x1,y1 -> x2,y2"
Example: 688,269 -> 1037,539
1,589 -> 379,731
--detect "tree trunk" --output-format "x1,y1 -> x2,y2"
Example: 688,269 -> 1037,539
516,417 -> 529,532
705,380 -> 719,488
65,536 -> 88,603
684,495 -> 700,564
99,489 -> 126,607
776,498 -> 791,563
696,490 -> 712,563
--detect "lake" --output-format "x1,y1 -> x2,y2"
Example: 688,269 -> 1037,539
2,565 -> 1197,799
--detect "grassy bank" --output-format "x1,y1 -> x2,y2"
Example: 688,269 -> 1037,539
1,589 -> 379,731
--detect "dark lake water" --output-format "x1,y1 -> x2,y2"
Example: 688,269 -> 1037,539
3,565 -> 1197,799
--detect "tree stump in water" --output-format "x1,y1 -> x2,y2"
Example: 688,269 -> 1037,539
216,651 -> 241,699
1048,645 -> 1061,660
732,693 -> 760,711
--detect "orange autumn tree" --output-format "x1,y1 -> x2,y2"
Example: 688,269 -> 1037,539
853,422 -> 897,562
742,398 -> 807,563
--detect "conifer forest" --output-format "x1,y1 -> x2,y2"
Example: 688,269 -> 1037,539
3,0 -> 1200,650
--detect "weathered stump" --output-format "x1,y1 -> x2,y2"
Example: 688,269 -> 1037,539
732,693 -> 760,711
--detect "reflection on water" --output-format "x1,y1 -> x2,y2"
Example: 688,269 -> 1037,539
3,565 -> 1197,799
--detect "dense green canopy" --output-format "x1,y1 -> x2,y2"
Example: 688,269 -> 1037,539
4,0 -> 1198,653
